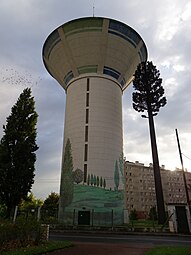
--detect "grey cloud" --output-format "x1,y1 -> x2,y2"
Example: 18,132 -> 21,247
0,0 -> 191,198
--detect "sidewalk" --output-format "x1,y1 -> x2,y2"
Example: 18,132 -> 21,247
45,242 -> 153,255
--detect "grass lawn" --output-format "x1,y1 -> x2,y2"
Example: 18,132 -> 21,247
130,219 -> 158,227
146,246 -> 191,255
1,241 -> 73,255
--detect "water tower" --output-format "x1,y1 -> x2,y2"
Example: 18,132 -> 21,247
42,17 -> 147,225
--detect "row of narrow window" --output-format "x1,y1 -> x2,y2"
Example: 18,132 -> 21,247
84,78 -> 90,183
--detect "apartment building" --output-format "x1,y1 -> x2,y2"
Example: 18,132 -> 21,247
124,161 -> 191,217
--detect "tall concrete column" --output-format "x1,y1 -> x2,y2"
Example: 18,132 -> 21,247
42,17 -> 147,225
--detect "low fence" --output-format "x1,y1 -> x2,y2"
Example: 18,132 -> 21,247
4,207 -> 125,227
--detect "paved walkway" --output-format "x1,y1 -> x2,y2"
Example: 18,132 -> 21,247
45,242 -> 153,255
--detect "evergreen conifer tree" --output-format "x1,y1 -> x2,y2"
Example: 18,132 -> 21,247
132,61 -> 167,224
0,88 -> 38,218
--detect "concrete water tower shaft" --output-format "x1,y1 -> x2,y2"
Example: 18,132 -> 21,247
42,17 -> 147,223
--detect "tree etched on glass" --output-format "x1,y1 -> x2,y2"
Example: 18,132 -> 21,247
119,153 -> 125,185
114,160 -> 120,191
60,138 -> 74,210
132,61 -> 167,224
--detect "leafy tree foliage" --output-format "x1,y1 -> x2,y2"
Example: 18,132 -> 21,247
149,206 -> 158,221
19,192 -> 43,211
60,138 -> 74,209
129,209 -> 138,221
43,192 -> 59,208
0,203 -> 6,218
0,88 -> 38,218
114,160 -> 119,190
132,61 -> 166,116
42,192 -> 59,212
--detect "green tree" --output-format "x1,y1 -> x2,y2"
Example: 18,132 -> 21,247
129,209 -> 138,222
19,192 -> 43,214
43,192 -> 59,210
130,209 -> 138,220
42,192 -> 59,217
60,138 -> 74,209
149,206 -> 158,221
0,203 -> 6,218
132,61 -> 167,224
0,88 -> 38,218
114,160 -> 119,190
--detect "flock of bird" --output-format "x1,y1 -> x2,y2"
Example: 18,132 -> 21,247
0,67 -> 42,87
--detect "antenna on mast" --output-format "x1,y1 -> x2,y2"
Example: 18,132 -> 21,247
93,0 -> 95,17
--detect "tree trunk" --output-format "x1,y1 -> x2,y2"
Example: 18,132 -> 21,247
5,203 -> 13,220
147,106 -> 166,225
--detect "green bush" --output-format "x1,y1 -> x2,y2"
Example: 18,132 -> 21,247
129,209 -> 138,221
0,204 -> 6,218
41,215 -> 58,224
0,218 -> 42,253
0,221 -> 18,243
149,207 -> 158,221
15,217 -> 41,245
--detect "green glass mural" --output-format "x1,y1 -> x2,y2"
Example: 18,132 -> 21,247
114,160 -> 120,190
59,138 -> 74,210
59,141 -> 125,226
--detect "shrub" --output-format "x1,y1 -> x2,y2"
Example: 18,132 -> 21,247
149,207 -> 158,221
0,217 -> 42,253
0,204 -> 6,218
129,209 -> 138,221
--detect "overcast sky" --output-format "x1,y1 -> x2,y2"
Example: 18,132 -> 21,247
0,0 -> 191,199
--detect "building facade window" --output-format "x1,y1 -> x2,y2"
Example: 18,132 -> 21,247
84,164 -> 87,183
86,93 -> 89,107
86,109 -> 89,124
84,144 -> 88,161
87,78 -> 90,91
85,125 -> 88,142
